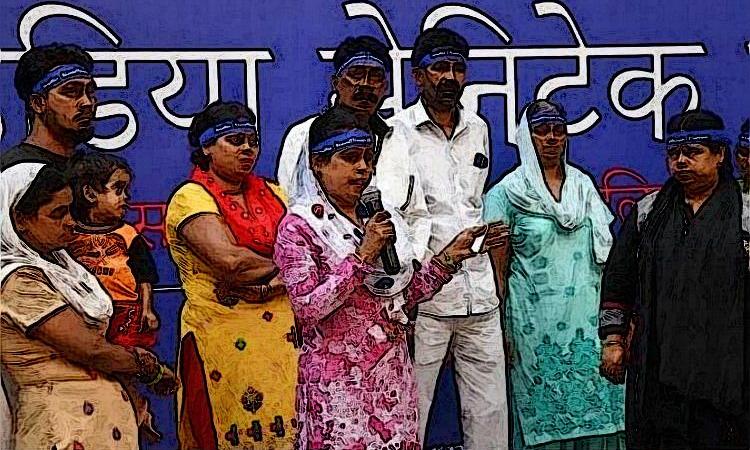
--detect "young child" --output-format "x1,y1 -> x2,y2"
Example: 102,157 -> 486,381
68,152 -> 161,440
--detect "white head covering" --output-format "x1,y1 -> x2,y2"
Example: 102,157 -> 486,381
288,133 -> 417,322
1,163 -> 112,324
499,107 -> 614,263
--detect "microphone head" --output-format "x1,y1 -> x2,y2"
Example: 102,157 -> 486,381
361,185 -> 381,204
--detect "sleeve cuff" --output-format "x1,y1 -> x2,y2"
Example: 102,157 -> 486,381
598,308 -> 629,339
345,253 -> 367,284
427,258 -> 454,282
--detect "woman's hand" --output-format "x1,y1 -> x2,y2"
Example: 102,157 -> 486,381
438,225 -> 488,264
134,348 -> 180,395
600,335 -> 627,384
482,222 -> 511,251
151,365 -> 180,396
268,276 -> 287,297
140,308 -> 160,332
356,211 -> 396,265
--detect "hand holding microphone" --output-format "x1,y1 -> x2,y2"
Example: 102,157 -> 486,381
358,187 -> 401,274
356,210 -> 396,266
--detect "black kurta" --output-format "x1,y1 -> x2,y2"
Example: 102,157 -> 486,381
599,175 -> 749,449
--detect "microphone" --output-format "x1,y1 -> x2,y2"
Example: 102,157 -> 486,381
360,186 -> 401,275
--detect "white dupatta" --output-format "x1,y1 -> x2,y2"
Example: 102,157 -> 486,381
287,140 -> 417,323
499,108 -> 614,263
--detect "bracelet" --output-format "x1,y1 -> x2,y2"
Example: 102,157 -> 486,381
439,252 -> 462,272
145,364 -> 165,386
352,251 -> 367,265
134,350 -> 161,384
433,254 -> 460,274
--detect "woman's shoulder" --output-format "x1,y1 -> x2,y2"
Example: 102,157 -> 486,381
168,181 -> 214,203
251,175 -> 287,203
2,266 -> 57,297
277,212 -> 314,236
165,181 -> 219,227
484,180 -> 510,204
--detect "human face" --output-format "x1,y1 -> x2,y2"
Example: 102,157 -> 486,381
333,65 -> 388,114
15,187 -> 77,254
204,131 -> 260,183
531,122 -> 567,168
86,168 -> 131,224
667,143 -> 724,188
736,145 -> 749,178
413,59 -> 467,111
314,145 -> 375,206
31,77 -> 97,143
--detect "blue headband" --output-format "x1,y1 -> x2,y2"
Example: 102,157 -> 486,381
310,129 -> 373,155
199,119 -> 257,147
418,48 -> 466,69
336,52 -> 387,76
529,114 -> 566,126
32,64 -> 92,94
666,130 -> 729,146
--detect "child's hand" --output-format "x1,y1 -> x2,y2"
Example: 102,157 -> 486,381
140,308 -> 160,332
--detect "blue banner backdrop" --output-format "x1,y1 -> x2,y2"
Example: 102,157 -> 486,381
1,1 -> 748,448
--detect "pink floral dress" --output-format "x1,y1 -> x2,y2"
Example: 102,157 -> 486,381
274,214 -> 453,450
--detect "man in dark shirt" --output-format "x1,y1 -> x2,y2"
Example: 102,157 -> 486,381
599,110 -> 749,449
1,43 -> 98,171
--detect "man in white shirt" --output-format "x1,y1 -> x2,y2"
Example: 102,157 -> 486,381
376,28 -> 508,449
276,36 -> 391,195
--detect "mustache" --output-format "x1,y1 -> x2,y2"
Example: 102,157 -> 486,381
353,88 -> 379,103
437,80 -> 460,93
74,109 -> 94,121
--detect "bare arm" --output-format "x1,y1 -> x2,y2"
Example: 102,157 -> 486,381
31,307 -> 141,376
180,213 -> 277,283
489,244 -> 511,306
138,282 -> 160,331
139,282 -> 153,312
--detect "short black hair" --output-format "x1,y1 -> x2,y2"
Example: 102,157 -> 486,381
187,101 -> 257,170
333,36 -> 392,74
667,109 -> 724,135
412,28 -> 469,67
308,105 -> 371,155
68,152 -> 133,221
14,165 -> 71,218
14,43 -> 94,111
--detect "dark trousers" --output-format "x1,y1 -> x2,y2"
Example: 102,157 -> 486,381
629,381 -> 749,450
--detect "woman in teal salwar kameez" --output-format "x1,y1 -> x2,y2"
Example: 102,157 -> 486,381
484,100 -> 626,449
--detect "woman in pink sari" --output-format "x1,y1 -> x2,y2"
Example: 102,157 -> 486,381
274,107 -> 493,449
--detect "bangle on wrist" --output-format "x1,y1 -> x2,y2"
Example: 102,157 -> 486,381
434,253 -> 460,273
134,350 -> 161,384
145,364 -> 165,386
352,251 -> 366,265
